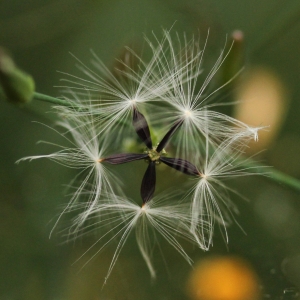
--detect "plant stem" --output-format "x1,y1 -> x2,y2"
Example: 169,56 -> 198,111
33,92 -> 78,108
242,160 -> 300,192
32,92 -> 130,127
263,166 -> 300,192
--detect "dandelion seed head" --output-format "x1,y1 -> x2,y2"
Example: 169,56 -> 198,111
200,173 -> 208,180
18,28 -> 266,283
141,204 -> 148,212
184,108 -> 194,118
66,192 -> 202,282
128,97 -> 139,105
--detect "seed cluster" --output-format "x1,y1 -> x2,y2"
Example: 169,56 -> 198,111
104,108 -> 199,204
18,30 -> 265,282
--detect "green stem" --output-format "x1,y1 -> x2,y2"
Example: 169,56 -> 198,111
32,92 -> 130,127
242,160 -> 300,192
33,92 -> 79,108
262,166 -> 300,192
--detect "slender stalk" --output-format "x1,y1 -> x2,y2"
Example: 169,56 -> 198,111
242,160 -> 300,192
32,92 -> 130,127
261,166 -> 300,192
33,92 -> 79,108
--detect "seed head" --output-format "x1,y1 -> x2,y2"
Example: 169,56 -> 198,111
17,29 -> 266,283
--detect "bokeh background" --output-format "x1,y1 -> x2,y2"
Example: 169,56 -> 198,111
1,0 -> 300,299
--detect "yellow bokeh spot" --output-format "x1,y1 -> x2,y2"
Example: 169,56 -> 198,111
234,67 -> 287,153
187,256 -> 261,300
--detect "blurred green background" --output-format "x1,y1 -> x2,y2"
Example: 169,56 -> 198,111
1,0 -> 300,299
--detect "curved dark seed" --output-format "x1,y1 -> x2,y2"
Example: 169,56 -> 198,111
104,153 -> 148,164
160,157 -> 199,176
156,120 -> 183,152
141,161 -> 156,204
133,107 -> 152,149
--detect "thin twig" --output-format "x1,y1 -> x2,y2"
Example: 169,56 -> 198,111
263,166 -> 300,192
33,92 -> 78,108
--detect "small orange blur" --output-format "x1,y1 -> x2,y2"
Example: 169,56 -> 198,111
187,256 -> 261,300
